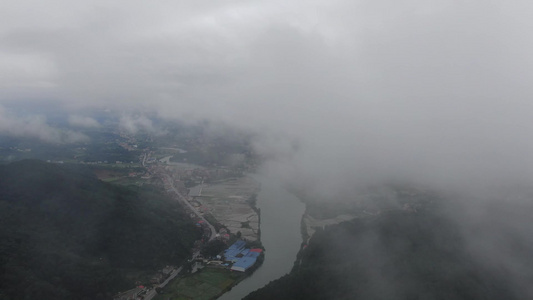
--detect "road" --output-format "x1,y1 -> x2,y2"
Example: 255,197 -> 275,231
163,173 -> 217,241
142,152 -> 147,167
141,189 -> 210,300
138,153 -> 217,299
142,172 -> 211,300
137,153 -> 216,300
143,266 -> 183,300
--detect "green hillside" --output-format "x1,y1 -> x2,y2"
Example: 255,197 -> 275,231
0,160 -> 200,300
245,201 -> 532,300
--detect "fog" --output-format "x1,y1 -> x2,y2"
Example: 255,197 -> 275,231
2,1 -> 533,298
0,104 -> 89,143
2,0 -> 533,193
1,1 -> 533,193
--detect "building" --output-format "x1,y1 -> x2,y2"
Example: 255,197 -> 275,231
224,240 -> 263,271
230,249 -> 262,272
223,240 -> 247,262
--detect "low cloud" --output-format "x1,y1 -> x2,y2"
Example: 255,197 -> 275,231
1,2 -> 532,297
1,0 -> 533,194
119,114 -> 156,134
0,105 -> 89,144
68,115 -> 100,128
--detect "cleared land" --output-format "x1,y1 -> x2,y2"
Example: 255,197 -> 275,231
194,176 -> 260,241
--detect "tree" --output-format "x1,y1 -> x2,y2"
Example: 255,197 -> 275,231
201,239 -> 227,257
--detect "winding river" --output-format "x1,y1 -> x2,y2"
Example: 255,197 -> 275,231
217,173 -> 306,300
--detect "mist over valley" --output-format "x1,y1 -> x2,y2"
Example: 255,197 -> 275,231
2,1 -> 533,299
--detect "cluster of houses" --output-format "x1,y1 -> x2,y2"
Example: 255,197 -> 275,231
150,266 -> 174,284
113,266 -> 174,300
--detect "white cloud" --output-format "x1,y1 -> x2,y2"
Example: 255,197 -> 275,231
68,115 -> 100,128
0,52 -> 57,88
0,0 -> 532,191
2,2 -> 533,295
119,114 -> 155,134
0,105 -> 89,144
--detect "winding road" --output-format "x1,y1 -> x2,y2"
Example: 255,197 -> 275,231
162,173 -> 217,241
142,171 -> 216,300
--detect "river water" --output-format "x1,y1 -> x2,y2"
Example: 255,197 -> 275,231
217,173 -> 306,300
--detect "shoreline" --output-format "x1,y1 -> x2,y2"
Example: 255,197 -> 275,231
153,172 -> 264,300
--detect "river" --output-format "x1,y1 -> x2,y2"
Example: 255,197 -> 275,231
218,173 -> 306,300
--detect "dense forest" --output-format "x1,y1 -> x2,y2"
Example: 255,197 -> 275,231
245,199 -> 533,300
0,160 -> 201,300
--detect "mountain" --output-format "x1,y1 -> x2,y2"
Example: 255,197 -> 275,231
0,160 -> 200,300
245,199 -> 533,300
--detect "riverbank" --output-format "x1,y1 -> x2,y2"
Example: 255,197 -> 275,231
150,171 -> 306,300
217,173 -> 305,300
191,176 -> 261,241
150,173 -> 263,299
154,247 -> 266,299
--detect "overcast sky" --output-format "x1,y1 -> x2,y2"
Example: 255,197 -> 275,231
2,0 -> 533,192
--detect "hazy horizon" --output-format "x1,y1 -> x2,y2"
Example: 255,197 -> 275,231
2,0 -> 533,194
2,3 -> 533,298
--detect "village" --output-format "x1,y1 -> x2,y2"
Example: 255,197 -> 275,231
114,150 -> 263,300
114,238 -> 264,300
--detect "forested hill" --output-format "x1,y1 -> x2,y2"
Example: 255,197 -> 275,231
245,201 -> 533,300
0,160 -> 200,300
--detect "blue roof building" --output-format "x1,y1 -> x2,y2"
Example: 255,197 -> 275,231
231,257 -> 257,272
224,240 -> 247,262
223,240 -> 262,271
230,250 -> 261,272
